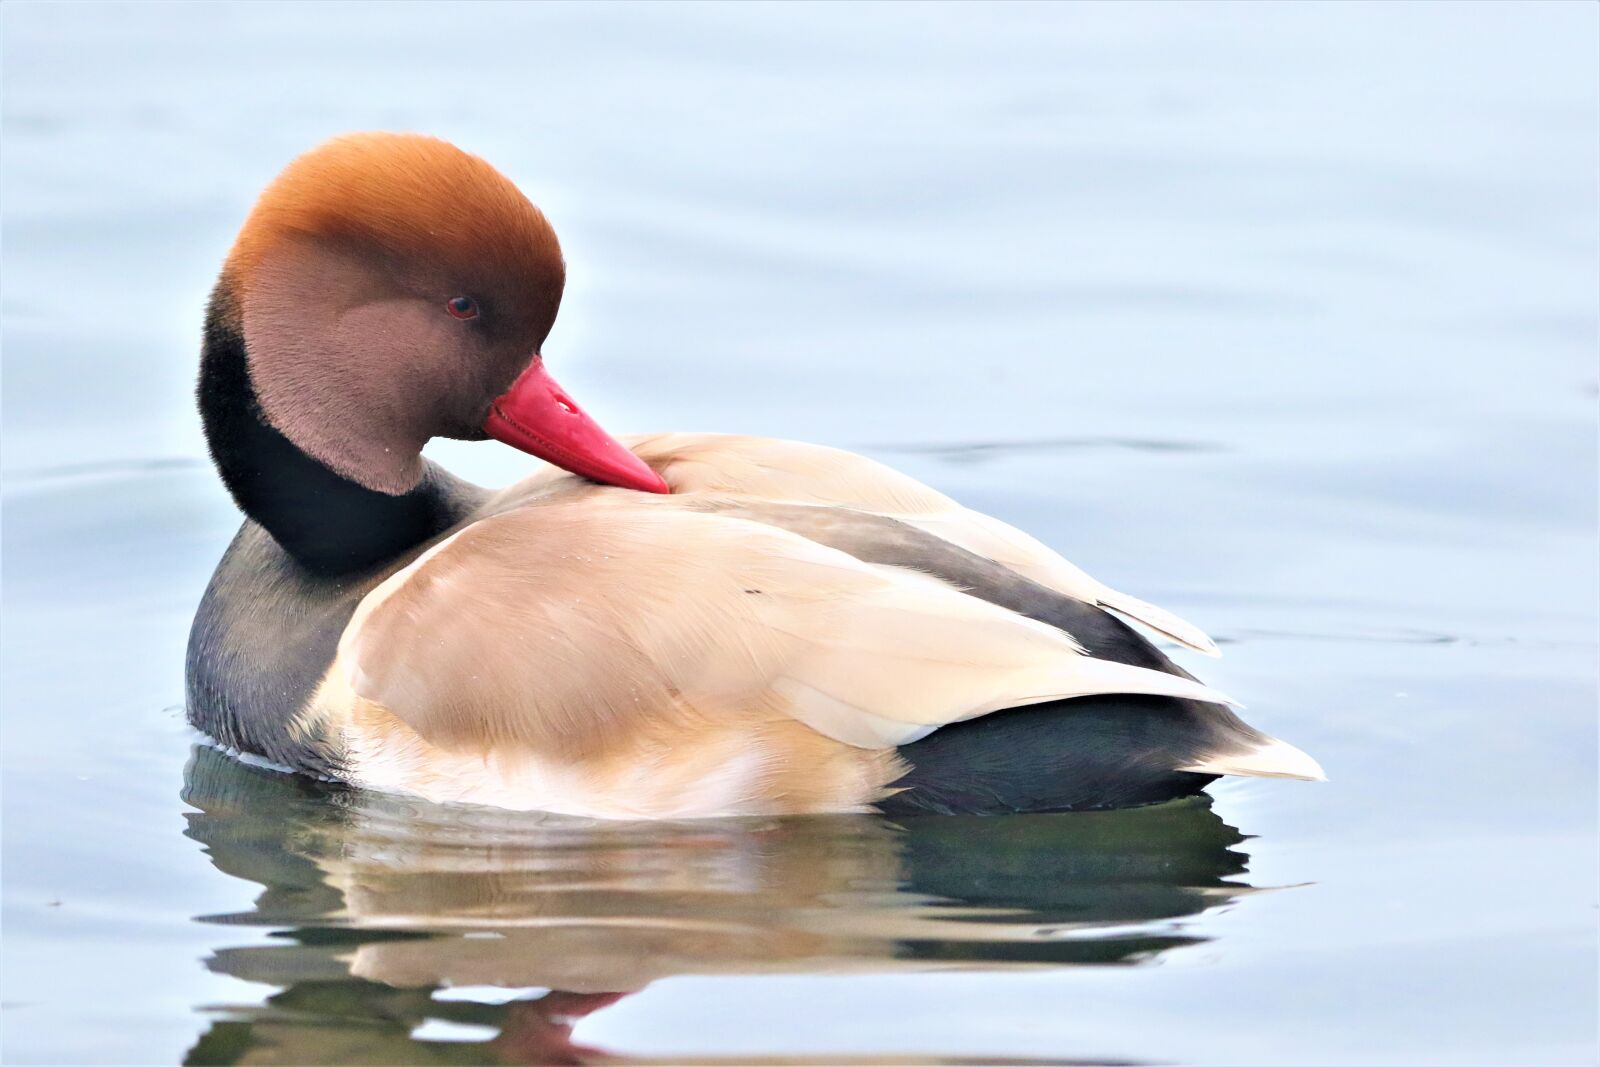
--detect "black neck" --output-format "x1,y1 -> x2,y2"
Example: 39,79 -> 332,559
198,286 -> 467,576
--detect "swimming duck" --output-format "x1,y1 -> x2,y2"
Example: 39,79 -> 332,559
186,133 -> 1322,818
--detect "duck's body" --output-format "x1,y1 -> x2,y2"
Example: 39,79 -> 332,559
186,133 -> 1321,818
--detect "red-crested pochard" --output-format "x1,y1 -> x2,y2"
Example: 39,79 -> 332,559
186,133 -> 1322,818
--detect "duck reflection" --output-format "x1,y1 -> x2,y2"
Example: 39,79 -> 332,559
181,745 -> 1260,1065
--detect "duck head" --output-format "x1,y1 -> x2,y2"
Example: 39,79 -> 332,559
218,132 -> 668,496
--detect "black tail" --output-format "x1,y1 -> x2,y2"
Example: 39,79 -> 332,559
880,694 -> 1268,815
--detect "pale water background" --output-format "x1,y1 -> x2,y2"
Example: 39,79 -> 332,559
2,3 -> 1597,1064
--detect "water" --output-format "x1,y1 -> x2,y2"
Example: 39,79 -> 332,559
2,3 -> 1596,1064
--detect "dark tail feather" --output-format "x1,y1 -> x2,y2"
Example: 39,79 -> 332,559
879,695 -> 1264,816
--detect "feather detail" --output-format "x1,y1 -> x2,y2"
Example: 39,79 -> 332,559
336,503 -> 1236,768
890,510 -> 1220,656
599,433 -> 1222,657
1094,591 -> 1222,658
1179,735 -> 1326,781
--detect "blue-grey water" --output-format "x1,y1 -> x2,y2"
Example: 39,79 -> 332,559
2,3 -> 1596,1064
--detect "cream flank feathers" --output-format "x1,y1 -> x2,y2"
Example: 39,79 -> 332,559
294,435 -> 1321,819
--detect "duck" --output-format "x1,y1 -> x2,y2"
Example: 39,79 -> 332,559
185,132 -> 1323,819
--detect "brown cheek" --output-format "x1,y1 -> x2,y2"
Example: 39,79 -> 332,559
239,245 -> 438,492
348,305 -> 519,440
329,302 -> 454,421
242,250 -> 371,445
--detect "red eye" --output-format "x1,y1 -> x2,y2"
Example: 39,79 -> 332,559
446,296 -> 479,320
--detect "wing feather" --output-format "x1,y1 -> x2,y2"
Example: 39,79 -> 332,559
338,501 -> 1234,758
613,433 -> 1220,656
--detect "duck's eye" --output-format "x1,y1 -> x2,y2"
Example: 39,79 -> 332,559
446,296 -> 479,320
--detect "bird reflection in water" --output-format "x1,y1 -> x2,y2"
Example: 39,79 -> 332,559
180,745 -> 1264,1065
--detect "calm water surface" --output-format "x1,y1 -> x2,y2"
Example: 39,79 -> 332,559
2,4 -> 1596,1064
